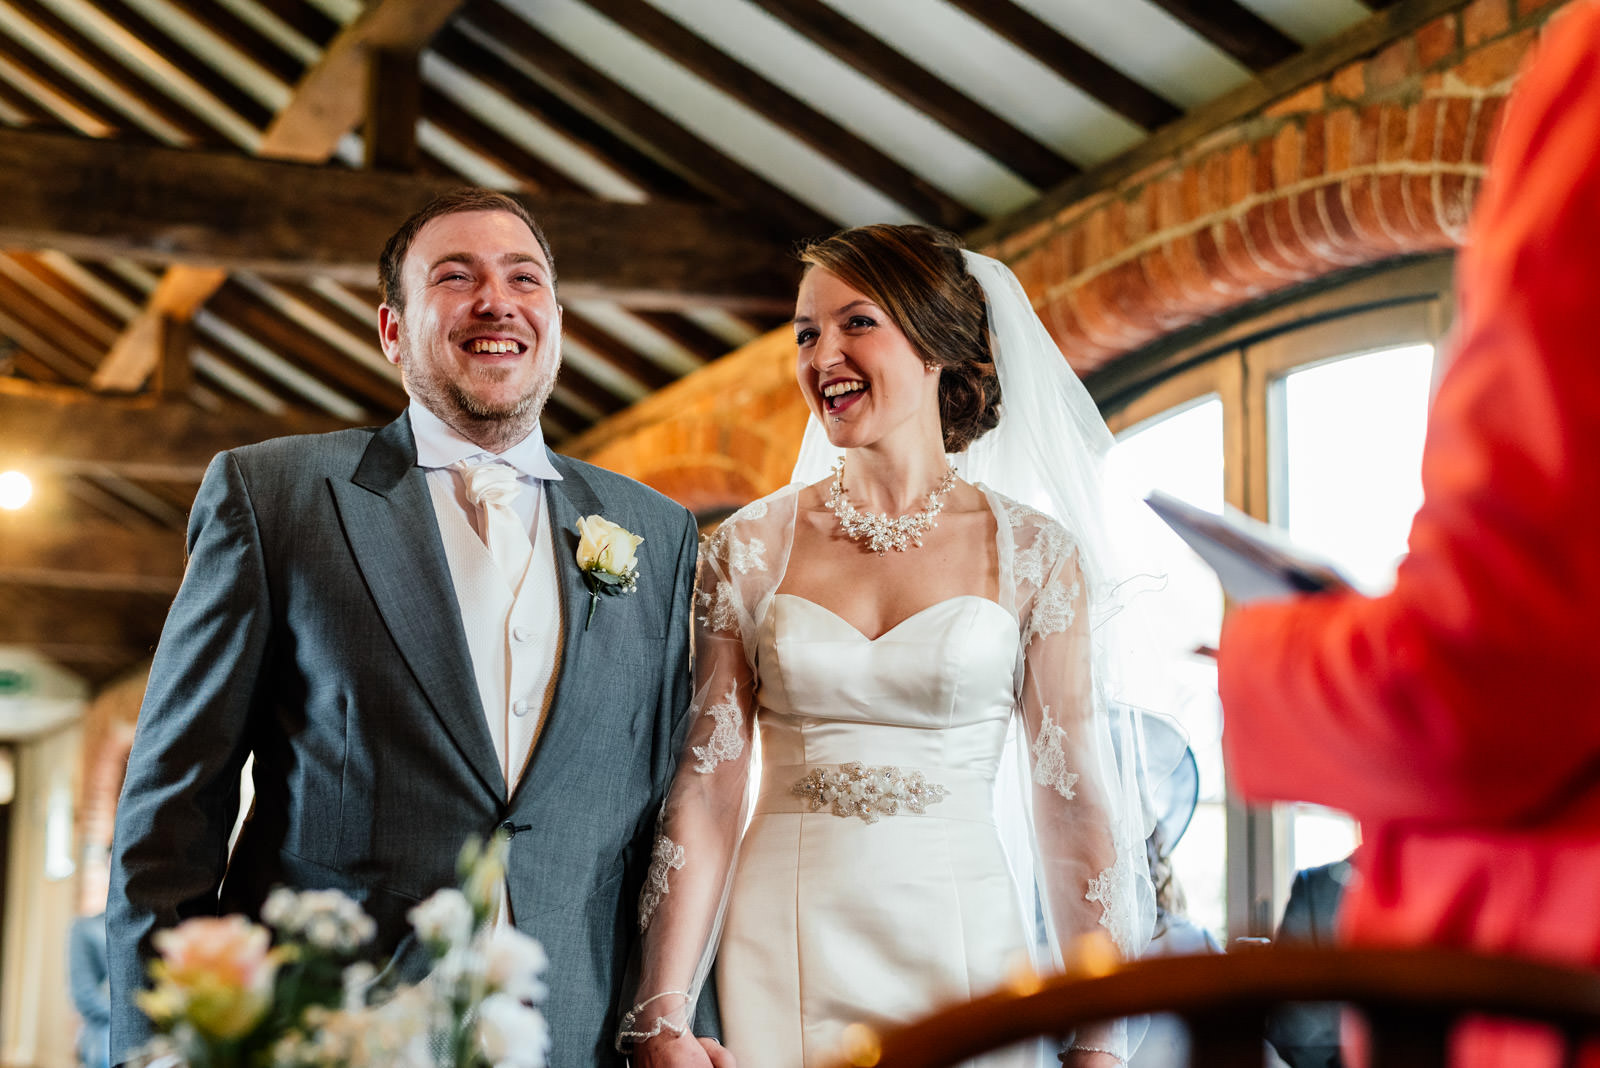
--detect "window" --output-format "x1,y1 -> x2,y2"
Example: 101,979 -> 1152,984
1099,256 -> 1452,939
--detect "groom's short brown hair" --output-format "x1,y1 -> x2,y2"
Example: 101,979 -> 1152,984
379,188 -> 557,313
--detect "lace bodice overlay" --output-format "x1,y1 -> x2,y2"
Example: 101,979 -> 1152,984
622,483 -> 1152,1045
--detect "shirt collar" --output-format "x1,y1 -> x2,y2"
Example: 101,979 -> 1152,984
408,400 -> 563,482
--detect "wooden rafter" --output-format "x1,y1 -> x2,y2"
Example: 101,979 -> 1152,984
0,127 -> 796,310
0,522 -> 184,595
204,283 -> 408,416
429,26 -> 703,201
0,378 -> 351,480
1145,0 -> 1300,72
183,0 -> 310,86
562,314 -> 678,392
4,0 -> 229,147
421,88 -> 585,194
583,0 -> 979,229
0,585 -> 168,680
92,0 -> 468,392
94,0 -> 277,133
0,27 -> 124,136
941,0 -> 1181,131
457,5 -> 834,239
755,0 -> 1079,189
631,311 -> 735,365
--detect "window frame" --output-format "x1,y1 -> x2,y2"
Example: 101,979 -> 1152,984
1096,255 -> 1455,937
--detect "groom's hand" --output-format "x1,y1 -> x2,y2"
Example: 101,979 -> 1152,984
632,1030 -> 734,1068
699,1036 -> 737,1067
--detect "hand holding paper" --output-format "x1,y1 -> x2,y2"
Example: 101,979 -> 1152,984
1144,490 -> 1355,605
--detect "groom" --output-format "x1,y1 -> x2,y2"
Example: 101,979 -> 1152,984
107,189 -> 708,1067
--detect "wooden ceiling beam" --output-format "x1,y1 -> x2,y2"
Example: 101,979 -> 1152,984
0,587 -> 165,663
420,87 -> 585,194
583,0 -> 979,229
458,6 -> 833,240
365,47 -> 421,172
0,522 -> 183,595
181,0 -> 310,86
4,0 -> 232,147
631,311 -> 735,364
0,288 -> 95,382
1145,0 -> 1300,72
755,0 -> 1079,189
92,267 -> 228,391
0,127 -> 797,311
93,0 -> 467,393
562,314 -> 678,392
95,0 -> 277,132
204,282 -> 408,415
0,29 -> 126,137
941,0 -> 1182,131
0,378 -> 352,478
430,27 -> 703,201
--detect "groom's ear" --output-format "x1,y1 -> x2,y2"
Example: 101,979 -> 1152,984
379,304 -> 403,365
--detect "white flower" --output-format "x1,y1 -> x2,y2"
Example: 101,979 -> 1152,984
261,887 -> 374,953
408,888 -> 475,952
480,925 -> 549,1003
575,515 -> 643,579
476,992 -> 550,1068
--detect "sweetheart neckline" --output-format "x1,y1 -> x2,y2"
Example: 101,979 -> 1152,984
772,592 -> 1011,643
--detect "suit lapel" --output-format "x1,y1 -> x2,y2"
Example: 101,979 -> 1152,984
516,452 -> 605,798
329,413 -> 503,798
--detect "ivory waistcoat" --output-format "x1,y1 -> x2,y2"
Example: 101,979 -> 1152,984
428,476 -> 563,798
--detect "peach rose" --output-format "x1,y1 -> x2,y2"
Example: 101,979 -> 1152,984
143,915 -> 281,1039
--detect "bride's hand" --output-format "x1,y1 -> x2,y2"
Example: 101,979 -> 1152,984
631,1031 -> 736,1068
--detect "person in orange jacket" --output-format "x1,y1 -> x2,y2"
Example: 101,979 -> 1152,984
1218,3 -> 1600,1065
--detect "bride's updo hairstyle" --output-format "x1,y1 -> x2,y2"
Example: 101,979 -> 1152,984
799,224 -> 1002,454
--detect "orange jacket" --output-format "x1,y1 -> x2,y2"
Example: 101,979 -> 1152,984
1220,4 -> 1600,1062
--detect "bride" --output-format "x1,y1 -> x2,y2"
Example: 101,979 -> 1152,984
622,225 -> 1156,1068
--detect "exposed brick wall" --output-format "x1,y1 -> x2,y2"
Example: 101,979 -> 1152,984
1001,2 -> 1542,373
569,0 -> 1570,510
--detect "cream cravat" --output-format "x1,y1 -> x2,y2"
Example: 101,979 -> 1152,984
456,460 -> 532,591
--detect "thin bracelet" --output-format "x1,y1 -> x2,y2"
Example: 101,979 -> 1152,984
617,991 -> 692,1050
1064,1045 -> 1127,1066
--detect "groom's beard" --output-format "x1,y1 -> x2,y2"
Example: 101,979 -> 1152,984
397,336 -> 558,448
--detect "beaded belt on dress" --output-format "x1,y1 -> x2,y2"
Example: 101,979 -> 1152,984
757,762 -> 993,824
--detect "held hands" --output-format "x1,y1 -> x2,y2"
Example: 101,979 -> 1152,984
631,1030 -> 737,1068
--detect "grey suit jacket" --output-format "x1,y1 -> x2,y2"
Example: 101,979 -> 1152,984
107,412 -> 702,1067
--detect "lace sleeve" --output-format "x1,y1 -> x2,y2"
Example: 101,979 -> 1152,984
1012,508 -> 1152,1057
1011,505 -> 1154,960
619,510 -> 765,1047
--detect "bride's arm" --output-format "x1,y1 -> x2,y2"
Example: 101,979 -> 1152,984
622,523 -> 759,1061
1017,517 -> 1149,1062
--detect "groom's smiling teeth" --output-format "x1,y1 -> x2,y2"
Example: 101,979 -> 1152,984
822,379 -> 866,411
466,338 -> 525,354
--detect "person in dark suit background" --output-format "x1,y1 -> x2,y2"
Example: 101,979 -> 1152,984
1267,859 -> 1353,1068
106,188 -> 712,1067
67,912 -> 110,1068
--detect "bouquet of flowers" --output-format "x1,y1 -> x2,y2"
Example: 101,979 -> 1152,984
136,835 -> 549,1068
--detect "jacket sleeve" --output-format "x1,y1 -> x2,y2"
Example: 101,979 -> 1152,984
106,450 -> 271,1062
1219,3 -> 1600,827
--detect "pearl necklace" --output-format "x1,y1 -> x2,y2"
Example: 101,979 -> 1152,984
826,461 -> 958,555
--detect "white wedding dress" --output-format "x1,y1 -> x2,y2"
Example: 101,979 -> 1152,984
626,484 -> 1150,1068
